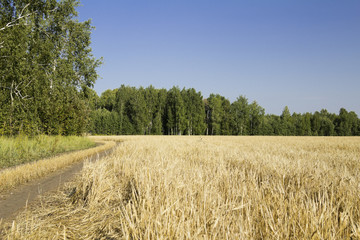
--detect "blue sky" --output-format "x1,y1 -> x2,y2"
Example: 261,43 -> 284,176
78,0 -> 360,116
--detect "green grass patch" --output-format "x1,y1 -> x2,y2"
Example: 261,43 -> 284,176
0,135 -> 96,169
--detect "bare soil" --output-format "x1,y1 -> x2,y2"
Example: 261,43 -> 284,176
0,143 -> 119,221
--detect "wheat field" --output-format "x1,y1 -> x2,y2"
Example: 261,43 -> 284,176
2,136 -> 360,239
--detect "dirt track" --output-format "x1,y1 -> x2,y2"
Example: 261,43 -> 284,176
0,143 -> 119,221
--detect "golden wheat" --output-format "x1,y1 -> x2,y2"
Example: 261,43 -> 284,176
2,136 -> 360,239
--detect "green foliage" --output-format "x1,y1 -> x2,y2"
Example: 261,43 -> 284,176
335,108 -> 359,136
248,101 -> 265,135
182,88 -> 206,135
280,106 -> 294,135
99,89 -> 118,111
0,0 -> 101,136
88,85 -> 360,137
89,108 -> 120,135
0,135 -> 95,169
206,94 -> 223,135
230,96 -> 250,135
165,86 -> 186,135
205,94 -> 232,135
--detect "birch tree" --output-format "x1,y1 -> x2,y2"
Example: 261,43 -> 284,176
0,0 -> 101,135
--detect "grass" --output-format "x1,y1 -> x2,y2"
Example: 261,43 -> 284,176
2,136 -> 360,239
0,135 -> 96,169
0,137 -> 116,193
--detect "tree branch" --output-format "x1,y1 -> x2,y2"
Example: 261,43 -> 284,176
0,3 -> 31,32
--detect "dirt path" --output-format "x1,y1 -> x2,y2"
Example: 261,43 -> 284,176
0,143 -> 119,221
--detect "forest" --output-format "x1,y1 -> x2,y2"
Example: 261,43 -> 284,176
1,0 -> 359,137
88,85 -> 360,136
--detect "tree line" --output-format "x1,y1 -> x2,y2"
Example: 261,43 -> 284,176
0,0 -> 101,136
89,85 -> 360,136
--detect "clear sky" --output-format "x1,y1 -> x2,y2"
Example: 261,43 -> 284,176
77,0 -> 360,116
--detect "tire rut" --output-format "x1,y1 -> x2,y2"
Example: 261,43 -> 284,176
0,142 -> 119,221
